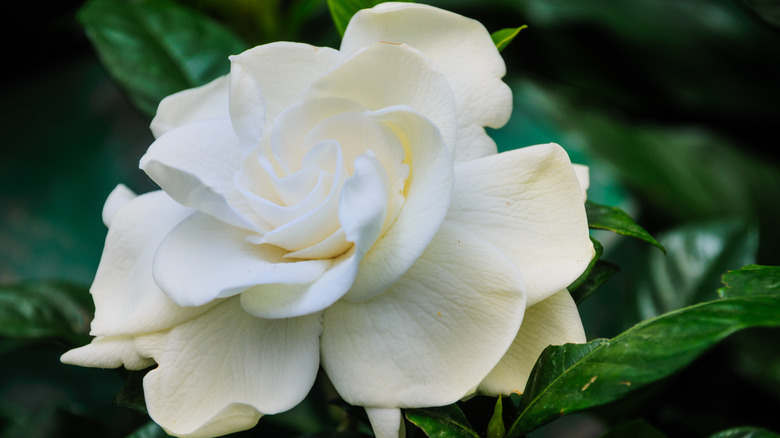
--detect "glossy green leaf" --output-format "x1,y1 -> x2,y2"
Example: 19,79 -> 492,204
487,396 -> 505,438
570,260 -> 620,305
508,282 -> 780,436
586,201 -> 664,253
709,426 -> 780,438
78,0 -> 247,116
0,281 -> 92,345
635,220 -> 758,320
327,0 -> 413,36
719,265 -> 780,298
406,404 -> 479,438
491,26 -> 527,53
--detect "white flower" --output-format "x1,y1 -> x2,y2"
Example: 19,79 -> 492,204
62,3 -> 594,438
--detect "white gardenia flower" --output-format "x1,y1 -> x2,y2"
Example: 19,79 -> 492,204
62,3 -> 594,438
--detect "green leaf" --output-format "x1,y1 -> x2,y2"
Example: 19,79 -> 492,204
487,396 -> 505,438
570,260 -> 620,305
406,404 -> 480,438
78,0 -> 248,116
0,281 -> 92,345
635,220 -> 758,320
585,201 -> 665,253
709,426 -> 780,438
327,0 -> 413,36
719,265 -> 780,298
507,287 -> 780,436
491,26 -> 527,53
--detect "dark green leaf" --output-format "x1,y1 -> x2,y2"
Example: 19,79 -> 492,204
487,396 -> 505,438
635,220 -> 758,320
709,426 -> 780,438
600,419 -> 667,438
114,368 -> 153,414
0,281 -> 92,345
570,260 -> 620,305
491,26 -> 527,53
719,265 -> 780,298
585,201 -> 665,253
406,404 -> 479,438
327,0 -> 413,36
508,290 -> 780,436
78,0 -> 247,116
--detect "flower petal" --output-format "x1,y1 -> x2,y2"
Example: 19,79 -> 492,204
140,118 -> 265,231
321,221 -> 525,408
89,190 -> 216,336
153,211 -> 331,307
339,153 -> 389,255
478,290 -> 586,395
342,2 -> 512,162
135,298 -> 321,438
305,42 -> 458,155
366,408 -> 405,438
227,58 -> 266,151
344,108 -> 453,302
101,184 -> 136,227
447,143 -> 594,306
240,247 -> 360,319
60,335 -> 153,370
572,163 -> 590,201
229,42 -> 344,123
150,75 -> 229,138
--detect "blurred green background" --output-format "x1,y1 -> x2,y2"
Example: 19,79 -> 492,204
2,0 -> 780,436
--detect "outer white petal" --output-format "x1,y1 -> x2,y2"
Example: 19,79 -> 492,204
153,211 -> 330,307
61,335 -> 153,370
321,221 -> 525,408
305,42 -> 459,155
366,408 -> 405,438
342,2 -> 512,161
150,75 -> 229,138
343,108 -> 453,302
134,299 -> 322,438
140,118 -> 265,231
478,290 -> 586,395
572,163 -> 590,201
101,184 -> 136,227
89,190 -> 216,336
447,143 -> 594,307
229,42 -> 345,123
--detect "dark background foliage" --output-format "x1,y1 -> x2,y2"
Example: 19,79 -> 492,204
2,0 -> 779,437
